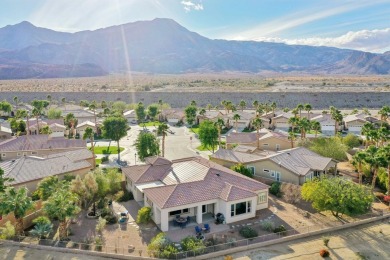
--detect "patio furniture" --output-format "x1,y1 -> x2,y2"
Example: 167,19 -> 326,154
195,226 -> 202,234
203,223 -> 210,233
215,213 -> 225,225
176,217 -> 187,229
176,214 -> 181,219
196,232 -> 205,240
187,216 -> 191,223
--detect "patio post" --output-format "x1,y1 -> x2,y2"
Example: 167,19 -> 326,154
196,205 -> 202,224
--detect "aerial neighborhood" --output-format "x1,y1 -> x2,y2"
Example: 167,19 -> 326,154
0,96 -> 389,259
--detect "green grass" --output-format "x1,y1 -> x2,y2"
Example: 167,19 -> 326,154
91,146 -> 124,155
196,144 -> 218,151
95,158 -> 102,165
139,121 -> 162,127
190,125 -> 200,134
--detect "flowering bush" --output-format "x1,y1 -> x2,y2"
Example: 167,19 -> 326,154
319,249 -> 330,257
384,195 -> 390,203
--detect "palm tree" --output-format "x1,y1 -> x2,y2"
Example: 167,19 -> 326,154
13,96 -> 19,110
296,104 -> 304,118
83,127 -> 96,168
190,100 -> 197,106
44,188 -> 80,240
61,97 -> 66,110
0,187 -> 33,235
379,145 -> 390,195
89,101 -> 97,133
291,108 -> 299,118
378,127 -> 389,147
378,105 -> 390,127
330,108 -> 343,136
283,107 -> 290,113
352,151 -> 366,185
158,99 -> 164,121
199,108 -> 206,117
206,104 -> 213,111
31,107 -> 41,135
214,118 -> 225,148
363,145 -> 387,190
157,123 -> 169,157
233,114 -> 241,132
252,100 -> 259,115
46,94 -> 52,108
311,120 -> 321,138
252,117 -> 263,149
298,118 -> 311,139
264,103 -> 271,115
304,103 -> 312,119
239,100 -> 246,111
288,117 -> 300,134
362,122 -> 375,148
271,102 -> 277,116
288,131 -> 296,148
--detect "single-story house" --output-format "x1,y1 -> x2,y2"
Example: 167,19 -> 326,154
161,109 -> 185,124
123,110 -> 137,124
226,130 -> 291,151
210,147 -> 337,185
122,156 -> 269,231
0,135 -> 86,160
344,113 -> 380,134
271,113 -> 293,130
76,121 -> 96,136
48,123 -> 67,137
223,111 -> 255,130
310,114 -> 338,136
0,149 -> 94,194
0,125 -> 12,140
197,110 -> 225,124
26,119 -> 65,135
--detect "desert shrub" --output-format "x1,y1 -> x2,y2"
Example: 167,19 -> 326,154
101,156 -> 109,163
0,221 -> 15,239
323,236 -> 330,246
160,244 -> 179,259
269,182 -> 282,197
104,214 -> 117,224
31,190 -> 41,201
32,216 -> 51,226
281,183 -> 301,203
239,227 -> 258,239
230,163 -> 253,178
29,223 -> 53,239
342,134 -> 361,149
273,225 -> 287,235
261,221 -> 274,232
148,233 -> 176,258
95,236 -> 103,251
303,137 -> 348,161
63,174 -> 76,183
113,190 -> 134,202
137,207 -> 152,224
95,217 -> 107,234
180,236 -> 206,253
319,249 -> 330,257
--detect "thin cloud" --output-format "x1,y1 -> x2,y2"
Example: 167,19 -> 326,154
181,0 -> 203,12
256,28 -> 390,53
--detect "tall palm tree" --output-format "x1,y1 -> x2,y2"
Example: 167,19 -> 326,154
101,100 -> 107,109
291,108 -> 299,118
288,117 -> 300,134
304,103 -> 312,119
44,188 -> 80,240
378,127 -> 389,147
13,96 -> 19,110
330,107 -> 343,136
288,131 -> 296,148
206,104 -> 213,111
379,145 -> 390,195
199,108 -> 206,117
363,145 -> 387,190
190,100 -> 197,106
252,100 -> 259,116
83,127 -> 96,168
271,102 -> 277,116
298,118 -> 311,139
46,94 -> 52,108
352,151 -> 366,185
362,122 -> 375,148
61,97 -> 66,110
0,187 -> 33,235
157,123 -> 169,157
296,103 -> 304,118
89,101 -> 97,133
233,114 -> 241,132
252,117 -> 263,149
31,107 -> 41,135
378,105 -> 390,126
311,120 -> 321,138
239,100 -> 246,111
214,118 -> 225,148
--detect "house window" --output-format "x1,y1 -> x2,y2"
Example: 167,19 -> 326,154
270,171 -> 275,177
231,201 -> 252,217
247,166 -> 255,175
258,192 -> 267,204
169,209 -> 189,216
183,208 -> 189,213
263,169 -> 269,173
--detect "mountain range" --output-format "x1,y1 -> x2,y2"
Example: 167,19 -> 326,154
0,18 -> 389,79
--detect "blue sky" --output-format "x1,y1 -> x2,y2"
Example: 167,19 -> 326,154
1,0 -> 389,52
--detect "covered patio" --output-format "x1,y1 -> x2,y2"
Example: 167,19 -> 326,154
164,221 -> 230,242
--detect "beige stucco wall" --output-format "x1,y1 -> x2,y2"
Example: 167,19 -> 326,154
259,137 -> 291,151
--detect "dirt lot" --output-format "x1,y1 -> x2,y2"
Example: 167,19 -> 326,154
214,220 -> 390,260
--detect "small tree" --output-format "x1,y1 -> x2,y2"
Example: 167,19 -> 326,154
135,132 -> 160,161
301,177 -> 374,218
135,102 -> 146,122
102,116 -> 128,161
198,120 -> 218,153
83,126 -> 96,168
231,163 -> 253,178
137,207 -> 152,224
95,217 -> 107,234
147,104 -> 159,121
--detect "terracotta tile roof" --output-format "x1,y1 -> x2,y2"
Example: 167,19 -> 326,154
140,156 -> 268,209
226,133 -> 259,144
0,135 -> 86,152
0,149 -> 93,185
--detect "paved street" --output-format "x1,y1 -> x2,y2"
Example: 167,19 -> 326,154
89,124 -> 210,168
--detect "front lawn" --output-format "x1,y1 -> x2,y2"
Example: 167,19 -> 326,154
139,121 -> 162,127
190,125 -> 200,134
91,146 -> 124,154
196,144 -> 218,152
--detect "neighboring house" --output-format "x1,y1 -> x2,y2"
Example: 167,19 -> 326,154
122,156 -> 269,231
310,114 -> 338,136
27,119 -> 65,135
0,125 -> 12,140
0,149 -> 94,194
223,111 -> 255,130
76,121 -> 96,136
123,110 -> 137,124
197,110 -> 225,124
226,130 -> 291,151
271,113 -> 293,130
48,123 -> 67,137
211,147 -> 337,185
0,135 -> 86,160
161,109 -> 185,124
344,113 -> 380,134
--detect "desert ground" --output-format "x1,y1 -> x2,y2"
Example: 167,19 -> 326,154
213,220 -> 390,260
0,74 -> 389,92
